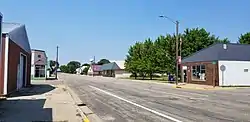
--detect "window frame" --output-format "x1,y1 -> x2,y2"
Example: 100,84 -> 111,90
191,64 -> 206,81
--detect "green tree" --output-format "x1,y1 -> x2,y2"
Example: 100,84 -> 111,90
143,38 -> 156,79
238,32 -> 250,44
67,61 -> 81,74
182,28 -> 229,58
82,63 -> 90,66
154,34 -> 176,75
82,66 -> 90,75
49,60 -> 59,74
125,42 -> 144,79
125,27 -> 230,80
60,65 -> 69,73
97,59 -> 110,65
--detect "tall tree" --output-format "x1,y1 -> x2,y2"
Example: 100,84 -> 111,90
60,65 -> 69,73
67,61 -> 81,74
182,28 -> 229,58
82,66 -> 90,75
125,42 -> 144,79
49,60 -> 59,74
97,59 -> 110,65
143,38 -> 157,79
238,32 -> 250,44
82,63 -> 90,66
125,27 -> 230,80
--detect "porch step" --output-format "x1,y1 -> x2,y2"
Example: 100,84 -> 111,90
0,96 -> 7,101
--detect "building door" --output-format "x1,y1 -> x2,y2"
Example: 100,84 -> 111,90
35,65 -> 45,77
17,54 -> 26,90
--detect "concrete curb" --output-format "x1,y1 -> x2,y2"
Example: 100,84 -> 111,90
174,85 -> 238,90
64,84 -> 102,122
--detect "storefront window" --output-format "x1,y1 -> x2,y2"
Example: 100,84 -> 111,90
35,65 -> 45,77
192,65 -> 206,81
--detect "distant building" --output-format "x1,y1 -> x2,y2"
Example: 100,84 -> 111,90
182,43 -> 250,86
0,22 -> 31,96
31,49 -> 48,80
87,65 -> 102,76
76,67 -> 81,75
76,65 -> 88,75
102,60 -> 131,78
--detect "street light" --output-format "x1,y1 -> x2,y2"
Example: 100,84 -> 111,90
159,15 -> 179,85
55,46 -> 59,80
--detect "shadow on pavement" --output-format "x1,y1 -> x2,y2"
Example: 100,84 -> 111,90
8,84 -> 55,97
0,99 -> 52,122
46,77 -> 58,80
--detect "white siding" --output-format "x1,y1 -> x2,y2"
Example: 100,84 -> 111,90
31,51 -> 35,75
31,50 -> 47,77
114,70 -> 131,78
31,50 -> 47,65
218,61 -> 250,86
87,67 -> 93,75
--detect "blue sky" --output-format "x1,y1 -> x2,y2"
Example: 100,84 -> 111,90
1,0 -> 249,64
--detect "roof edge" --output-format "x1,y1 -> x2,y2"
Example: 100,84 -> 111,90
32,49 -> 45,52
182,43 -> 220,63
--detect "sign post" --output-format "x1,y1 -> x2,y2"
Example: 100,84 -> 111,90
0,12 -> 2,52
0,13 -> 2,70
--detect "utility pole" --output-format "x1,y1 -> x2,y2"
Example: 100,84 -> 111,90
159,15 -> 180,85
93,56 -> 95,77
0,13 -> 2,69
180,37 -> 184,83
175,21 -> 179,85
55,46 -> 59,79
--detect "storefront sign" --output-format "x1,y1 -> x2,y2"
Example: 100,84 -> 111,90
212,61 -> 217,64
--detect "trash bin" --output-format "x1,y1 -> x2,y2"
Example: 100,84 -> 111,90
168,74 -> 175,81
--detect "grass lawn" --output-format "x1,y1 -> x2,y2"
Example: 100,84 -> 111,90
121,76 -> 174,83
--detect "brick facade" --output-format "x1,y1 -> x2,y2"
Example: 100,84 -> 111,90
182,61 -> 219,86
0,35 -> 31,96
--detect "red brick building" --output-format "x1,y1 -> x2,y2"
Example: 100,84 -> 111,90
0,22 -> 31,96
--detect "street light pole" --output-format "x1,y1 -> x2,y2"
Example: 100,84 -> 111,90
159,15 -> 179,85
175,21 -> 179,85
55,46 -> 59,79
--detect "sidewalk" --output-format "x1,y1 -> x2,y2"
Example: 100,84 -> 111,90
0,80 -> 83,122
175,83 -> 239,90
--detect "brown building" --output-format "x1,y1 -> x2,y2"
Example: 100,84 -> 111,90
182,43 -> 250,86
0,22 -> 31,96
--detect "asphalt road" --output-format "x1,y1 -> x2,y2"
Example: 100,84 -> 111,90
59,73 -> 250,122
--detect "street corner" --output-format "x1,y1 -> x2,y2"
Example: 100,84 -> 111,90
0,96 -> 7,101
83,115 -> 90,122
213,86 -> 249,90
173,84 -> 246,91
173,84 -> 214,90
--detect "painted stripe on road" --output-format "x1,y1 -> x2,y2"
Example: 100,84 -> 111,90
89,85 -> 182,122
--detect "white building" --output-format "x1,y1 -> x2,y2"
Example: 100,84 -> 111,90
76,66 -> 88,75
31,49 -> 48,80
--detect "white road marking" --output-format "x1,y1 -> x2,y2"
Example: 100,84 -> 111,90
89,85 -> 183,122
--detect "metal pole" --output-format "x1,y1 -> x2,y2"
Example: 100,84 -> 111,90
0,13 -> 2,70
93,56 -> 95,77
55,46 -> 59,79
180,38 -> 184,83
176,21 -> 179,85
